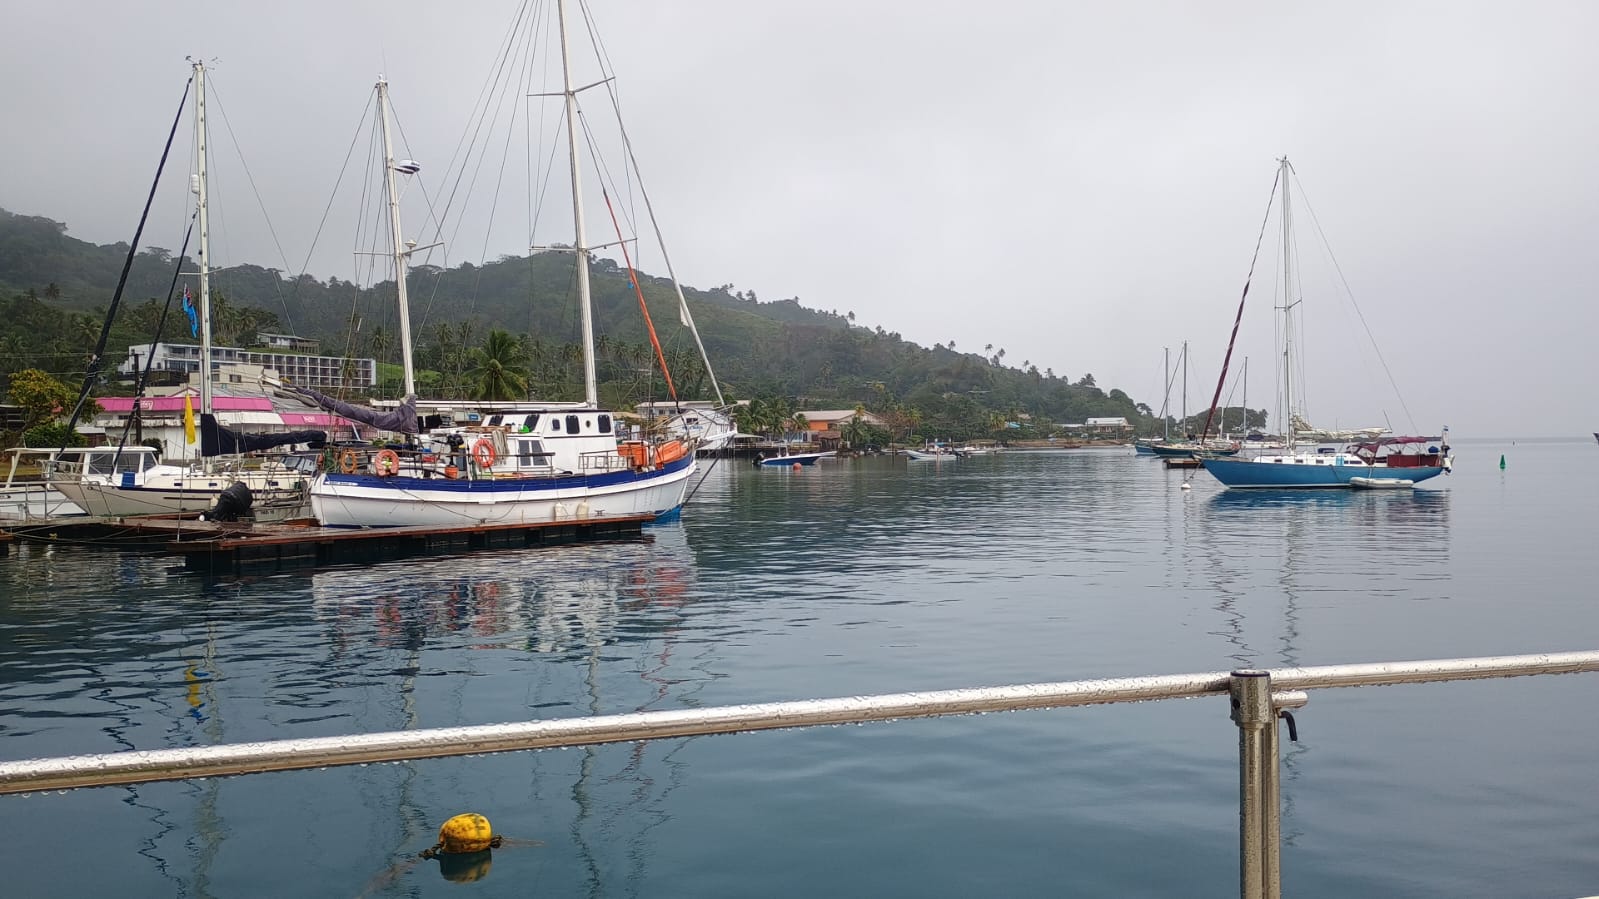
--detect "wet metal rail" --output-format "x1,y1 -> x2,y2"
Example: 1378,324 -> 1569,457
3,651 -> 1597,898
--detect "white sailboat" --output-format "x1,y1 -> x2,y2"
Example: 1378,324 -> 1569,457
305,2 -> 703,528
52,60 -> 317,519
0,448 -> 86,519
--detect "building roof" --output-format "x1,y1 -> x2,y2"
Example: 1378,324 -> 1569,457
798,409 -> 885,424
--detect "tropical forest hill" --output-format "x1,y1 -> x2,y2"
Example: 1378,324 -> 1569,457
0,207 -> 1262,441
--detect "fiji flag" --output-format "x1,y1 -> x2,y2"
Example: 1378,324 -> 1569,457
181,286 -> 200,338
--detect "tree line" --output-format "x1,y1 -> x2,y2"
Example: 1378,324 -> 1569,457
1,207 -> 1263,443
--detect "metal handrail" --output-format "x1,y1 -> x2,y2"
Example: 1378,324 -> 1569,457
2,651 -> 1597,898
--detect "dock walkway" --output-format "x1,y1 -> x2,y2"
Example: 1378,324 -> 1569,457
2,513 -> 651,574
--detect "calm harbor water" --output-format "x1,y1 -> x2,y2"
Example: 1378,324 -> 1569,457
2,438 -> 1597,897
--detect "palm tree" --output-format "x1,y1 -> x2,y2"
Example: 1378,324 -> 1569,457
841,404 -> 869,448
466,329 -> 531,401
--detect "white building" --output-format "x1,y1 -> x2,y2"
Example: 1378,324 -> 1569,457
1085,416 -> 1132,432
120,342 -> 376,390
255,332 -> 321,352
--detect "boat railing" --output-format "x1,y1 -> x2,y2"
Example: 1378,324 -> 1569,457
1,650 -> 1596,899
580,450 -> 634,473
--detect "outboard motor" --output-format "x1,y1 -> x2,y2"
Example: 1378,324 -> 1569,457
207,482 -> 255,522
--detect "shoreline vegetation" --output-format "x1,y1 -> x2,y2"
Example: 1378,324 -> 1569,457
0,207 -> 1258,446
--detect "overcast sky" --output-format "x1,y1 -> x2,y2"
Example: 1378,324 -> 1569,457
5,1 -> 1596,436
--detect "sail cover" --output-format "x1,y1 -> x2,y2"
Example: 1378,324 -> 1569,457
199,414 -> 327,457
288,388 -> 418,435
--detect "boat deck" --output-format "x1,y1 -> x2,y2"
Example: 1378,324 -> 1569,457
1,512 -> 652,574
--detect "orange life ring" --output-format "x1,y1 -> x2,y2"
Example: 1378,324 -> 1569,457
472,438 -> 497,469
373,449 -> 401,477
338,449 -> 359,474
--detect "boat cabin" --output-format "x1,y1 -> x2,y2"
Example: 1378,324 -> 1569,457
424,408 -> 625,476
18,446 -> 162,485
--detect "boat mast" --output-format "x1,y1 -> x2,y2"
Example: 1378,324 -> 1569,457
1278,156 -> 1295,446
193,60 -> 213,416
1161,346 -> 1170,441
376,78 -> 417,398
557,0 -> 599,407
1181,340 -> 1188,439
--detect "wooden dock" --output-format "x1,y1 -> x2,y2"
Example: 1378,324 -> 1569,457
2,513 -> 652,574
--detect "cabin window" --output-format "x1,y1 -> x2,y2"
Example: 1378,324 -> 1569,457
522,413 -> 540,431
488,415 -> 503,426
551,418 -> 562,432
598,414 -> 612,434
518,439 -> 550,467
566,414 -> 581,433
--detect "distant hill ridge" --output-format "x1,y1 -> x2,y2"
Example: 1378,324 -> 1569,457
0,206 -> 1160,437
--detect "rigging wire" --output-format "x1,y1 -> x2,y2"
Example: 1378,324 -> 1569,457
584,0 -> 725,404
293,91 -> 374,317
116,212 -> 198,457
1290,168 -> 1418,433
60,75 -> 193,450
602,188 -> 676,402
421,0 -> 538,257
1199,167 -> 1280,441
205,79 -> 298,336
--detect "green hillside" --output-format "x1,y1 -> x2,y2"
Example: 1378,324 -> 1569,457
0,207 -> 1236,441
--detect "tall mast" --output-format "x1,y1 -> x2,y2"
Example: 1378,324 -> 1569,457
376,78 -> 417,398
1278,156 -> 1295,445
1241,356 -> 1248,436
193,60 -> 213,416
1181,340 -> 1188,439
557,0 -> 599,406
1162,346 -> 1170,441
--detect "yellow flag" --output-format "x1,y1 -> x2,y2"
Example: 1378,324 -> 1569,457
184,394 -> 197,444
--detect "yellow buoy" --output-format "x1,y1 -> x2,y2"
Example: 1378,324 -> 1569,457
437,813 -> 496,854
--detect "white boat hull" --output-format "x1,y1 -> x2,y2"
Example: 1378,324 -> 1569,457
53,471 -> 311,517
309,455 -> 695,528
0,485 -> 82,520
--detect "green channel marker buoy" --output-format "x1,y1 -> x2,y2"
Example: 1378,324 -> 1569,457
1500,454 -> 1506,469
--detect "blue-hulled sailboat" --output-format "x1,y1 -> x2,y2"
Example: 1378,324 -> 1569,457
1198,157 -> 1452,489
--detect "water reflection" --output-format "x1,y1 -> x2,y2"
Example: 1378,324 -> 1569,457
1194,488 -> 1453,846
303,527 -> 708,895
1195,489 -> 1454,664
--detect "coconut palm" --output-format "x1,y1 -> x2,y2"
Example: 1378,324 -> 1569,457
466,329 -> 531,401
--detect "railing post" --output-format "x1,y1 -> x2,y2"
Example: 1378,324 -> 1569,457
1231,669 -> 1277,899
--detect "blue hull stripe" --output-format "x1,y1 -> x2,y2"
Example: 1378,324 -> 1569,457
323,454 -> 693,493
1201,458 -> 1445,488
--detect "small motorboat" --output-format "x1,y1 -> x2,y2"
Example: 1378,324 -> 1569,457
755,450 -> 835,467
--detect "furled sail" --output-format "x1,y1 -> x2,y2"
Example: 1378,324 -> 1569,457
199,414 -> 327,457
288,388 -> 419,435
